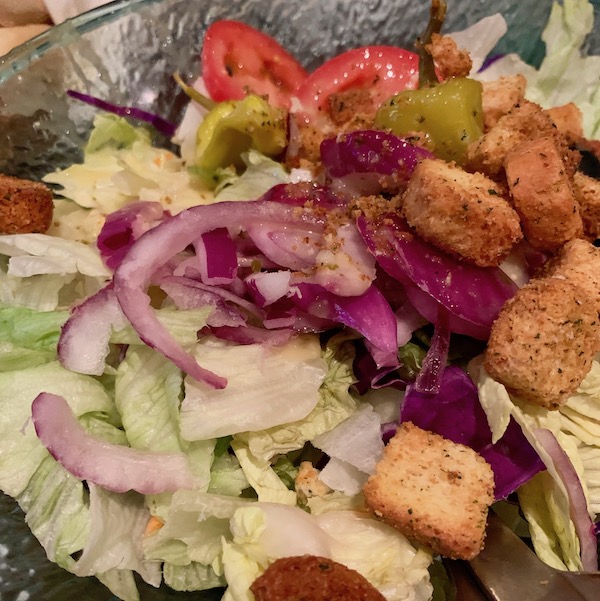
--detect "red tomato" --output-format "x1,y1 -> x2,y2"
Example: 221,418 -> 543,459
201,20 -> 309,109
294,46 -> 420,122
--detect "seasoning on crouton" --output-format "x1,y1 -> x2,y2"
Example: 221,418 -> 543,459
466,100 -> 579,179
402,158 -> 522,266
540,238 -> 600,316
363,422 -> 494,560
484,277 -> 599,410
295,461 -> 332,500
481,74 -> 527,131
504,135 -> 583,252
0,173 -> 53,234
572,171 -> 600,240
425,33 -> 472,80
546,102 -> 584,145
250,555 -> 386,601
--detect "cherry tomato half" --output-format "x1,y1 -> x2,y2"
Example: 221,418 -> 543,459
294,46 -> 420,122
201,20 -> 309,110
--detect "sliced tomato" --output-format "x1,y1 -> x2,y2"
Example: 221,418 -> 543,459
201,20 -> 309,110
294,46 -> 420,122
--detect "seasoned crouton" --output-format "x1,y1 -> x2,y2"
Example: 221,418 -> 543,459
295,461 -> 331,500
425,33 -> 473,80
250,555 -> 386,601
402,159 -> 522,266
328,88 -> 377,130
546,103 -> 584,145
484,277 -> 599,410
572,171 -> 600,240
540,238 -> 600,316
481,74 -> 527,131
504,136 -> 583,252
466,100 -> 579,179
0,173 -> 53,234
363,422 -> 494,560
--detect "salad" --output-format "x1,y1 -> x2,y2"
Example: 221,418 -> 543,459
1,0 -> 600,600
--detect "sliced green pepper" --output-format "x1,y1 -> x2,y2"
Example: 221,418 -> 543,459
375,0 -> 483,165
375,77 -> 483,164
195,95 -> 287,185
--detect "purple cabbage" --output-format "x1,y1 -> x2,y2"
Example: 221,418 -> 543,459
400,365 -> 545,499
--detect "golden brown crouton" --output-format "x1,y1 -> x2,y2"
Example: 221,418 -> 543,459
546,103 -> 584,145
0,173 -> 53,234
466,100 -> 579,179
402,159 -> 522,266
328,88 -> 377,130
250,555 -> 386,601
484,277 -> 599,410
481,74 -> 527,131
504,136 -> 583,252
425,33 -> 472,80
572,171 -> 600,240
363,422 -> 494,561
540,238 -> 600,316
295,461 -> 331,500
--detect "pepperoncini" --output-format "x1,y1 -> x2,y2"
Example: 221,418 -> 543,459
374,0 -> 483,165
194,95 -> 287,187
375,77 -> 483,164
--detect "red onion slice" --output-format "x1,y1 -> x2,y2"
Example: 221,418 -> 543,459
534,428 -> 598,571
32,392 -> 196,494
194,227 -> 238,285
58,284 -> 127,376
113,201 -> 324,388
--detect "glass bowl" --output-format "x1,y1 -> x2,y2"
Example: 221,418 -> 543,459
0,0 -> 599,600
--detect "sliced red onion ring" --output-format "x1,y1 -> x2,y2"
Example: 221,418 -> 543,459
32,392 -> 196,494
67,90 -> 177,137
246,221 -> 322,270
113,201 -> 324,387
357,213 -> 517,339
534,428 -> 599,571
57,284 -> 127,376
97,202 -> 170,271
245,271 -> 292,307
194,227 -> 238,285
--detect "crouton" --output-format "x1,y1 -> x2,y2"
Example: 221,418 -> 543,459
328,88 -> 377,130
363,422 -> 494,560
0,173 -> 53,234
546,102 -> 584,145
466,100 -> 579,179
484,277 -> 599,410
481,74 -> 527,131
425,33 -> 473,80
504,136 -> 583,252
540,238 -> 600,316
402,159 -> 522,266
572,171 -> 600,240
250,555 -> 386,601
295,461 -> 331,500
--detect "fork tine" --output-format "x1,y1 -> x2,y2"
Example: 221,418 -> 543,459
468,513 -> 600,601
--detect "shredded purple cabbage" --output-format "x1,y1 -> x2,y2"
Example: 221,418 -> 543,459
67,90 -> 177,137
401,366 -> 545,499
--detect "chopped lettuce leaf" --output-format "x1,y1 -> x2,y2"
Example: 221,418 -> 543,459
180,335 -> 327,440
44,114 -> 215,218
230,440 -> 297,505
16,455 -> 89,570
236,335 -> 359,462
208,452 -> 249,497
72,484 -> 161,587
215,150 -> 290,202
163,561 -> 224,592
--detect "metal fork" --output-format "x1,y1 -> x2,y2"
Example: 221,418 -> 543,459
445,513 -> 600,600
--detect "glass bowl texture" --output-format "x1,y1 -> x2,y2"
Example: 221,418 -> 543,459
0,0 -> 599,600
